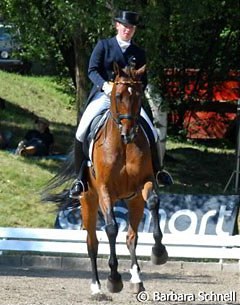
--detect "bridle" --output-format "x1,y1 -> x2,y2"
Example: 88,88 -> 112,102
110,79 -> 143,143
112,80 -> 142,123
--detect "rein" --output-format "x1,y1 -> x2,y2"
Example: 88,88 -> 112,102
114,80 -> 142,85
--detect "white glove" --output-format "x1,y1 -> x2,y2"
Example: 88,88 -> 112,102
102,82 -> 113,96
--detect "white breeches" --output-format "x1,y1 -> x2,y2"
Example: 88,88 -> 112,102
76,92 -> 158,142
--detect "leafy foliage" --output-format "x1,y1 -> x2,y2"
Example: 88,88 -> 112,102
0,0 -> 239,115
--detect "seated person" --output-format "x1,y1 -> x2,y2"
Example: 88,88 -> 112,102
15,117 -> 54,157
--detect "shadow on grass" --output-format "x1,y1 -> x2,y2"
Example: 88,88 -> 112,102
165,147 -> 235,195
1,98 -> 75,153
1,98 -> 237,195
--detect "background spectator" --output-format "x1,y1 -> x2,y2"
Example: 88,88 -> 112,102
15,117 -> 54,157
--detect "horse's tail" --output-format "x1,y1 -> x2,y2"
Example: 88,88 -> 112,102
41,149 -> 76,210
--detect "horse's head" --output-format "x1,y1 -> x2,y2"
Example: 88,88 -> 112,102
111,63 -> 146,144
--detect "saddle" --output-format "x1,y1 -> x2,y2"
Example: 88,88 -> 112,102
82,110 -> 110,162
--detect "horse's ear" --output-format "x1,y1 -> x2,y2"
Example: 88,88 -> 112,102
113,62 -> 120,76
135,65 -> 146,77
114,62 -> 129,78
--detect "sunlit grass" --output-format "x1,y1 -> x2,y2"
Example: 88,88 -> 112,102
0,151 -> 56,227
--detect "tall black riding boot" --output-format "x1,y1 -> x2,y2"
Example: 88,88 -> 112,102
151,138 -> 174,187
69,139 -> 87,199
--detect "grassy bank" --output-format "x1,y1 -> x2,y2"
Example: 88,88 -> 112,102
0,71 -> 76,228
0,71 -> 76,151
0,151 -> 56,227
0,70 -> 237,228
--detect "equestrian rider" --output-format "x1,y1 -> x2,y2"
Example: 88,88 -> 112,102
70,10 -> 172,199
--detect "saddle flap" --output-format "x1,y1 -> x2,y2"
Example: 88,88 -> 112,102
83,110 -> 109,161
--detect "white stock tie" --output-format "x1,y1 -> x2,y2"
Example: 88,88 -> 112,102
116,36 -> 131,53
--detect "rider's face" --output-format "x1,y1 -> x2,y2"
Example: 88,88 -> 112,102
116,22 -> 136,41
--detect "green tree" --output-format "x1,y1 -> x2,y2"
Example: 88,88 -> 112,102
139,0 -> 240,133
0,0 -> 115,118
0,0 -> 239,128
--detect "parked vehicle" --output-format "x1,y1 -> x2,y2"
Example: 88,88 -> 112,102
0,23 -> 31,73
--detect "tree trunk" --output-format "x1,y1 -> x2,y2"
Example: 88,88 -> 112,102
73,34 -> 89,124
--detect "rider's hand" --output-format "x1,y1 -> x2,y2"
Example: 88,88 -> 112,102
102,82 -> 114,96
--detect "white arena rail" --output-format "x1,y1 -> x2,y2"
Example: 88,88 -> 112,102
0,227 -> 240,261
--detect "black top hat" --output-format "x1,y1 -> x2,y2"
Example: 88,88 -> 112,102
114,11 -> 139,26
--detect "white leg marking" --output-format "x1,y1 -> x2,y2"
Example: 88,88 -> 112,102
91,282 -> 101,295
130,264 -> 142,284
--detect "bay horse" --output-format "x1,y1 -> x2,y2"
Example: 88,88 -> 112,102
43,63 -> 168,299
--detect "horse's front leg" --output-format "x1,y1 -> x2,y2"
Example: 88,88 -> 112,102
127,195 -> 145,293
100,191 -> 123,293
81,193 -> 111,300
142,182 -> 168,265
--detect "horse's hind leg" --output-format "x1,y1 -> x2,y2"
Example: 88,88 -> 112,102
126,196 -> 145,293
143,182 -> 168,265
104,207 -> 123,293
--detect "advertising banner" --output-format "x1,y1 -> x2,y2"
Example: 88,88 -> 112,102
55,194 -> 239,236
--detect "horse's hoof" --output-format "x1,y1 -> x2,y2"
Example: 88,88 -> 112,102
151,245 -> 168,265
130,282 -> 145,294
107,275 -> 123,293
91,292 -> 112,301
